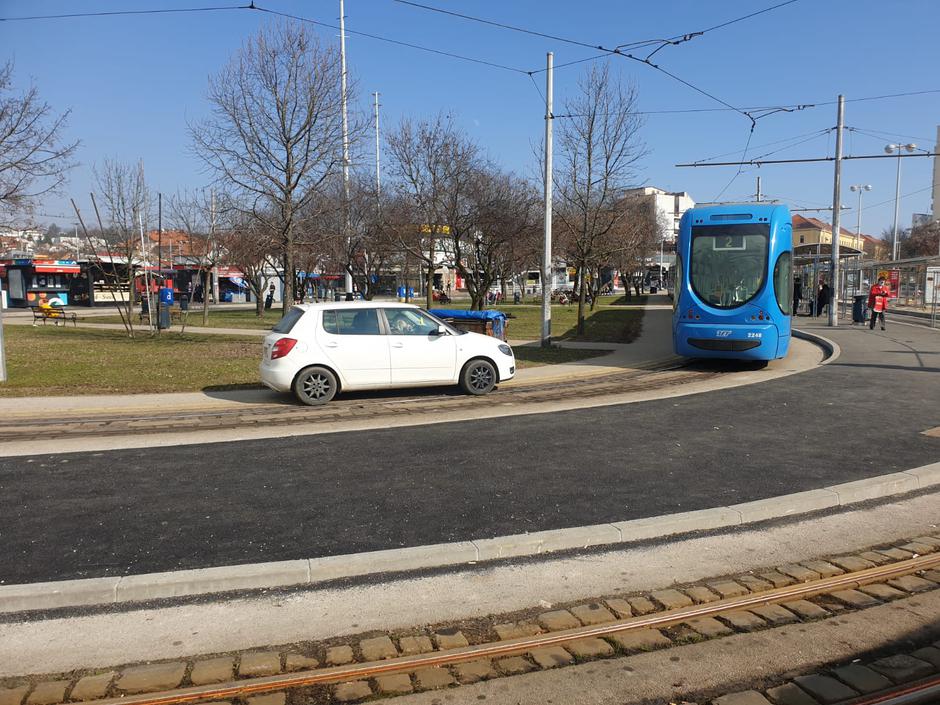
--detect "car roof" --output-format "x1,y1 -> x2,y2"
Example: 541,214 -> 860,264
295,301 -> 421,311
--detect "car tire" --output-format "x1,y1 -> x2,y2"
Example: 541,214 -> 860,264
459,358 -> 497,396
293,366 -> 338,405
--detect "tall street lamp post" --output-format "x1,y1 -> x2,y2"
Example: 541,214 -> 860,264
885,143 -> 916,260
849,184 -> 871,296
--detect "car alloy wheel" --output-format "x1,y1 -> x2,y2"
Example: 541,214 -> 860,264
460,359 -> 496,395
293,366 -> 337,405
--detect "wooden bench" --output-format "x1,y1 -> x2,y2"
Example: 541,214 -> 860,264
31,306 -> 78,326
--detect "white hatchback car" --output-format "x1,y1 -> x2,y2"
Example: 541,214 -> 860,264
260,302 -> 515,405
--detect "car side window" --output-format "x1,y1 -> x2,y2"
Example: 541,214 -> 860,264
386,309 -> 440,336
322,309 -> 382,335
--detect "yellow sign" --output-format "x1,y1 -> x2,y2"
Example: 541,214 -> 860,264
419,224 -> 451,235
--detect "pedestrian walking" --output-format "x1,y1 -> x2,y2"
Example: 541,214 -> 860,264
264,284 -> 275,311
868,276 -> 890,330
792,278 -> 802,316
815,281 -> 830,317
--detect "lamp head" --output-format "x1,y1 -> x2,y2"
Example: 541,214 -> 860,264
885,144 -> 897,154
904,143 -> 916,152
864,184 -> 872,191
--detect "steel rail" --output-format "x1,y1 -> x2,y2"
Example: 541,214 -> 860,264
76,553 -> 940,705
842,675 -> 940,705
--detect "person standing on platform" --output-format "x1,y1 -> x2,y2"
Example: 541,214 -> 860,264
868,276 -> 890,330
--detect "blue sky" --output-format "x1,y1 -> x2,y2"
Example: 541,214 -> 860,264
2,0 -> 939,237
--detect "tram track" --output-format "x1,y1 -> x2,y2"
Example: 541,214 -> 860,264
0,361 -> 722,442
4,536 -> 939,705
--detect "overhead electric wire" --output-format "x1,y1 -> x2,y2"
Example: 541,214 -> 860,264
691,128 -> 832,164
0,3 -> 249,21
712,124 -> 756,201
846,127 -> 937,144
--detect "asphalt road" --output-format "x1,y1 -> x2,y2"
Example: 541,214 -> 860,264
2,319 -> 938,585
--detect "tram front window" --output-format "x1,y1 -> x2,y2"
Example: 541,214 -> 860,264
690,224 -> 769,309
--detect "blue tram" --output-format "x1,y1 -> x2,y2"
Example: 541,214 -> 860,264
672,203 -> 792,361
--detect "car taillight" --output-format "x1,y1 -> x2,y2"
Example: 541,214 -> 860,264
271,338 -> 297,360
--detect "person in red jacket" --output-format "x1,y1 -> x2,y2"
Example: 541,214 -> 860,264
868,277 -> 890,330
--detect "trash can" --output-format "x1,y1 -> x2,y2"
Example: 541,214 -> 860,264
158,287 -> 174,329
852,294 -> 868,323
398,286 -> 406,302
179,294 -> 189,311
333,291 -> 341,302
345,292 -> 354,301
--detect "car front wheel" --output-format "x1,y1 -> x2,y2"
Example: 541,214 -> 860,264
459,358 -> 497,396
293,366 -> 338,405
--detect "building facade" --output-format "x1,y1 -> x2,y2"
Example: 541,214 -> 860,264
621,187 -> 695,242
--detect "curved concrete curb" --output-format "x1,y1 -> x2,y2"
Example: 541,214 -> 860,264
2,460 -> 937,615
792,327 -> 840,364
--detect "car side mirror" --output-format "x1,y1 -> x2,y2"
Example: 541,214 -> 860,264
434,325 -> 448,336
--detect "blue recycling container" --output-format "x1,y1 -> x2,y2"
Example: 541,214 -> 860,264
159,287 -> 174,306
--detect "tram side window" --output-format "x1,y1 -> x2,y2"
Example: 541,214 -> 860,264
773,251 -> 792,315
673,255 -> 682,311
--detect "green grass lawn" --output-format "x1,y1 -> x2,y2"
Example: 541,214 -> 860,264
81,308 -> 282,330
0,326 -> 262,396
0,325 -> 614,396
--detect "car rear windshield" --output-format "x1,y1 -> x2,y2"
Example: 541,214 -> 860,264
272,306 -> 306,333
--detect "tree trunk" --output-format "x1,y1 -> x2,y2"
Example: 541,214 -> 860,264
282,243 -> 294,316
577,260 -> 587,335
202,269 -> 210,325
254,274 -> 264,317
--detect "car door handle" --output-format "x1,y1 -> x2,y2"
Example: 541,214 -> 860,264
325,342 -> 338,348
391,342 -> 404,348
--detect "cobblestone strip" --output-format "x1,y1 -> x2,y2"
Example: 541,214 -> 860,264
2,534 -> 937,705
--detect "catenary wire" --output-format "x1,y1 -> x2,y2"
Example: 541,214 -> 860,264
0,3 -> 250,21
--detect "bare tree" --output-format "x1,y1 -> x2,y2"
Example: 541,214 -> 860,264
607,196 -> 664,300
554,63 -> 646,333
219,214 -> 278,317
0,61 -> 79,221
170,189 -> 223,326
386,114 -> 483,309
191,21 -> 348,315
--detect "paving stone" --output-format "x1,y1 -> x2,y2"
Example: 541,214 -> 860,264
325,645 -> 355,666
495,657 -> 534,675
650,588 -> 694,610
859,583 -> 908,600
909,646 -> 940,668
778,564 -> 821,582
876,547 -> 915,561
792,674 -> 858,703
190,658 -> 235,685
414,667 -> 455,690
764,682 -> 819,705
736,575 -> 774,592
800,560 -> 844,578
831,664 -> 892,693
238,652 -> 281,677
923,569 -> 940,583
69,673 -> 116,701
570,602 -> 616,625
433,629 -> 469,650
858,551 -> 892,565
685,586 -> 721,604
608,629 -> 672,652
398,635 -> 435,654
720,610 -> 767,632
566,638 -> 614,659
782,600 -> 830,620
537,610 -> 581,631
869,654 -> 935,683
759,571 -> 796,588
246,695 -> 285,705
604,598 -> 634,618
912,535 -> 940,548
749,604 -> 799,625
359,635 -> 398,661
117,663 -> 187,694
26,682 -> 68,705
900,541 -> 935,554
712,691 -> 773,705
283,654 -> 318,672
830,589 -> 880,608
828,555 -> 876,572
0,688 -> 28,705
528,646 -> 574,669
333,681 -> 372,702
684,616 -> 734,638
452,660 -> 496,684
374,674 -> 412,695
887,575 -> 936,593
627,596 -> 657,615
708,580 -> 750,598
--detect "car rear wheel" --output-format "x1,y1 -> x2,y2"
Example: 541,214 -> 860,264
293,366 -> 338,405
459,358 -> 497,396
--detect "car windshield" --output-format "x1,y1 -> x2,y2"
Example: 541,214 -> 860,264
272,306 -> 306,333
385,308 -> 450,336
690,223 -> 769,309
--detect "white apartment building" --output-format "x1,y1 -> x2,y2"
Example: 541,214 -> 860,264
622,186 -> 695,243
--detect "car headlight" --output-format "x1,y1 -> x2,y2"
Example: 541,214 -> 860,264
498,344 -> 513,356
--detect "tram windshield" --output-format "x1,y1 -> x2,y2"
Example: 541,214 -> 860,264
690,223 -> 769,309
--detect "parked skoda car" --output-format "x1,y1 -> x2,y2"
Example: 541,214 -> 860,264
260,302 -> 515,405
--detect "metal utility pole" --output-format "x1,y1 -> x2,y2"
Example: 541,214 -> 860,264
373,91 -> 381,197
828,95 -> 844,327
756,175 -> 762,202
157,192 -> 163,333
340,0 -> 353,297
540,52 -> 553,348
0,273 -> 6,382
